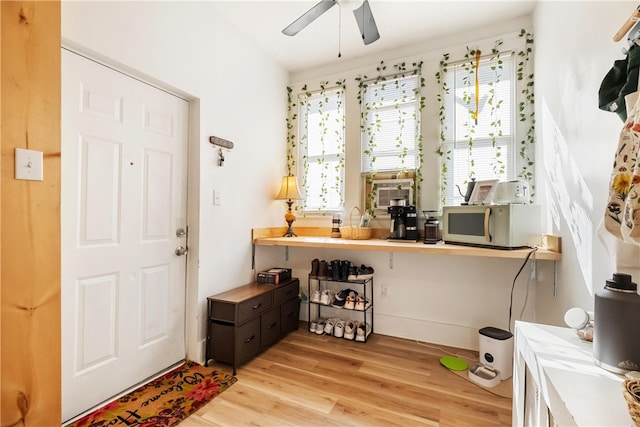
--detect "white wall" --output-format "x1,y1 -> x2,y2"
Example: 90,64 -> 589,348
62,1 -> 289,363
533,1 -> 640,326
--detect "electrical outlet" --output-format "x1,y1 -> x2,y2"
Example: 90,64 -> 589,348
381,285 -> 389,297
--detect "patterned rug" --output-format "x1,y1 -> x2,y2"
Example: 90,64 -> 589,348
68,361 -> 237,427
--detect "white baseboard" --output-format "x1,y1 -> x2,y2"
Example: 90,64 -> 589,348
373,312 -> 481,351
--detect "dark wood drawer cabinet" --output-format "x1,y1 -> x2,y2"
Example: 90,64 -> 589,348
206,278 -> 300,374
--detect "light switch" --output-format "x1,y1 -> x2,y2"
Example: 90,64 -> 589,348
213,189 -> 221,206
15,148 -> 44,181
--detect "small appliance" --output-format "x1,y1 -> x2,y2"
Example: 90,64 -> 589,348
441,204 -> 541,249
494,180 -> 529,204
468,326 -> 513,388
423,210 -> 441,244
479,327 -> 514,380
594,273 -> 640,374
455,178 -> 476,205
388,203 -> 418,241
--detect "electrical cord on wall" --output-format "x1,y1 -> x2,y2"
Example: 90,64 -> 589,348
508,246 -> 538,333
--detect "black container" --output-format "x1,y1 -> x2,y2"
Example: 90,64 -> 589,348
593,273 -> 640,373
423,211 -> 441,244
388,205 -> 418,241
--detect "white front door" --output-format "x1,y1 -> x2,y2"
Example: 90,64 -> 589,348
61,49 -> 189,422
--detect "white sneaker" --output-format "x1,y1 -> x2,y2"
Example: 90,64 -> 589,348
333,319 -> 345,338
323,317 -> 338,335
355,321 -> 372,342
344,291 -> 357,310
316,319 -> 326,334
343,320 -> 357,340
354,295 -> 371,311
311,290 -> 321,303
309,319 -> 318,333
320,289 -> 333,305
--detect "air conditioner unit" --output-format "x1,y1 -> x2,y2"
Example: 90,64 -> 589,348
372,179 -> 414,212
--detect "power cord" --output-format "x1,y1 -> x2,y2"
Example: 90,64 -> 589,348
508,246 -> 538,333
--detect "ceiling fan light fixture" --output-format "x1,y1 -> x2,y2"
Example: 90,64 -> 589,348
337,0 -> 363,12
282,0 -> 379,46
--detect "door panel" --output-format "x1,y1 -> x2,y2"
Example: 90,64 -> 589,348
62,49 -> 189,422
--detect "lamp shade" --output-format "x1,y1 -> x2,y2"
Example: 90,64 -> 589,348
276,175 -> 302,200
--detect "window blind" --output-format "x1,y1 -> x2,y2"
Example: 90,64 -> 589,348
298,88 -> 345,212
442,52 -> 515,205
361,74 -> 421,173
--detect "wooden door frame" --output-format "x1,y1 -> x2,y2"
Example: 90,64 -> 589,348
1,1 -> 62,424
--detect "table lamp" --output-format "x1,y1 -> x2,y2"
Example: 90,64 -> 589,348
276,175 -> 302,237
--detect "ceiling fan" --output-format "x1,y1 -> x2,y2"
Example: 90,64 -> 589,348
282,0 -> 380,46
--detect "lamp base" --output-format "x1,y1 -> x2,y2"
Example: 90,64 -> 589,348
283,219 -> 296,237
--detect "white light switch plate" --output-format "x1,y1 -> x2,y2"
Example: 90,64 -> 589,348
15,148 -> 44,181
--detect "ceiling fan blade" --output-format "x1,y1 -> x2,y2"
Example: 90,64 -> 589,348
353,0 -> 380,45
282,0 -> 337,36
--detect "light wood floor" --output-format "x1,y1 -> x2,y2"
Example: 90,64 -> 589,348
182,325 -> 512,426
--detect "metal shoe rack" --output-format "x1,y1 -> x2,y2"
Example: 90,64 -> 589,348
308,275 -> 374,342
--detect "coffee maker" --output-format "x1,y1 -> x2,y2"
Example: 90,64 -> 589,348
388,203 -> 418,241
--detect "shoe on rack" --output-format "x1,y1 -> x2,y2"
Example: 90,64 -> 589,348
344,291 -> 357,310
323,317 -> 338,335
331,288 -> 350,308
347,264 -> 358,281
310,258 -> 320,279
355,321 -> 372,342
348,264 -> 375,281
343,320 -> 357,340
331,260 -> 341,281
309,319 -> 318,333
339,260 -> 350,281
318,260 -> 329,280
358,264 -> 375,280
311,290 -> 321,304
316,319 -> 326,335
333,319 -> 345,338
320,289 -> 334,305
354,295 -> 371,311
331,289 -> 351,308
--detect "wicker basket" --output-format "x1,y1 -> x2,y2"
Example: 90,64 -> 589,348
339,207 -> 372,240
623,379 -> 640,426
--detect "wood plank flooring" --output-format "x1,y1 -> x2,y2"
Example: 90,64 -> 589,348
183,325 -> 512,426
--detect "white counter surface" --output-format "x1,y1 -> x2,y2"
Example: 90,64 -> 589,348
514,321 -> 633,426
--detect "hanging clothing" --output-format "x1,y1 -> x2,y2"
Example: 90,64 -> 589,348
604,94 -> 640,245
599,43 -> 640,122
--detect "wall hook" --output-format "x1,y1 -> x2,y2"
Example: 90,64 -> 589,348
209,136 -> 234,167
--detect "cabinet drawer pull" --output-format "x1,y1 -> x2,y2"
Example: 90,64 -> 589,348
252,302 -> 262,310
267,322 -> 277,329
244,334 -> 256,343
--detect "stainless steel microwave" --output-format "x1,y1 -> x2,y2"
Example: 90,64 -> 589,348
442,204 -> 541,249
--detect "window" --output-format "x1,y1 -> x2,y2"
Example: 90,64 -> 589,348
297,87 -> 345,212
361,74 -> 422,174
440,51 -> 516,206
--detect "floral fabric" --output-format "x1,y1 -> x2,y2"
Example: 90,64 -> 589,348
605,106 -> 640,245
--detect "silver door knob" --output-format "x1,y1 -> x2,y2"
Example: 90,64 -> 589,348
175,245 -> 188,256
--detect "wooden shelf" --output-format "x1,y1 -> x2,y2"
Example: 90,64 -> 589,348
252,228 -> 561,261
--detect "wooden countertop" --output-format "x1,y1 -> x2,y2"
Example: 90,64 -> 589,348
252,227 -> 562,261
